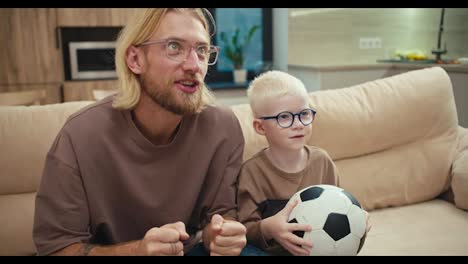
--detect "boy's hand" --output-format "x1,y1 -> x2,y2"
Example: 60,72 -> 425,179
207,214 -> 247,256
261,199 -> 313,256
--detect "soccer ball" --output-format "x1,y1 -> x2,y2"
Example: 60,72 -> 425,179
288,184 -> 367,256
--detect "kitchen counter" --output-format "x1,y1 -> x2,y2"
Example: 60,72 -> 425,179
376,60 -> 468,73
288,62 -> 468,74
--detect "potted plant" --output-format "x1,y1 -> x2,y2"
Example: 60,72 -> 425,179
219,24 -> 260,83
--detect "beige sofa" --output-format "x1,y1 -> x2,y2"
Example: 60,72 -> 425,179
1,67 -> 467,255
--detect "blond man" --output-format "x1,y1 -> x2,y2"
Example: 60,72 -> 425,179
33,8 -> 250,256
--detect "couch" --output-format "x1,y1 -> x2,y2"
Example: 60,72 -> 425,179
1,66 -> 467,255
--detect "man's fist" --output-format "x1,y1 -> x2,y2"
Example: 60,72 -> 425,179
207,214 -> 247,256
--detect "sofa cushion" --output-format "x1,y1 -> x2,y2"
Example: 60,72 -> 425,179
311,67 -> 459,210
452,127 -> 468,210
335,137 -> 455,210
0,102 -> 93,256
0,102 -> 93,196
361,199 -> 468,255
307,67 -> 458,161
310,67 -> 458,210
0,102 -> 94,256
231,104 -> 268,161
0,192 -> 36,255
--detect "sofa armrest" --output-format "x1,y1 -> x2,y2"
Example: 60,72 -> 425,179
451,126 -> 468,210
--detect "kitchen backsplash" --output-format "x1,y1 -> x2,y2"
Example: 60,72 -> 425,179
288,8 -> 468,66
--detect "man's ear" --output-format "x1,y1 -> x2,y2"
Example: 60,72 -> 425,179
126,45 -> 144,74
253,119 -> 266,136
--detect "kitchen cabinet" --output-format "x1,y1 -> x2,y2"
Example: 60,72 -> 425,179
109,8 -> 140,26
57,8 -> 138,27
0,8 -> 63,104
0,8 -> 139,105
0,8 -> 63,85
58,8 -> 111,27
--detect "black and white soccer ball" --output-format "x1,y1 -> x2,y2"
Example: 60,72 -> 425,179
288,184 -> 367,256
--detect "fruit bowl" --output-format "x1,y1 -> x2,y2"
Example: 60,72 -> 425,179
458,57 -> 468,65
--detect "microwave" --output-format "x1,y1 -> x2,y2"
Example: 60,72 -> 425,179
69,41 -> 117,80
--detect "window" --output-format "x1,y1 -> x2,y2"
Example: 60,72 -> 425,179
205,8 -> 273,85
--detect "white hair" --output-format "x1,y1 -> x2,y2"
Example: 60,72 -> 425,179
247,70 -> 309,116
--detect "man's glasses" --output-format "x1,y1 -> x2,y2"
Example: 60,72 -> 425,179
138,39 -> 220,65
259,108 -> 317,128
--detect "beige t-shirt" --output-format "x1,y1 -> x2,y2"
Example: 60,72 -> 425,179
33,96 -> 244,255
237,145 -> 339,255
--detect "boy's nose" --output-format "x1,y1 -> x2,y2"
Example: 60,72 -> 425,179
291,116 -> 304,129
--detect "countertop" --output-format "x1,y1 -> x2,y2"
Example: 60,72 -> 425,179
288,62 -> 468,73
206,81 -> 249,90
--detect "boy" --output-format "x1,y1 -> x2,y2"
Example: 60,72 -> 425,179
237,70 -> 344,256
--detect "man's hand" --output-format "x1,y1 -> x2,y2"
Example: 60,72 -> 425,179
206,214 -> 247,256
136,221 -> 190,256
261,199 -> 313,256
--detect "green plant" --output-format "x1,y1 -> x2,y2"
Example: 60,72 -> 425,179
219,25 -> 260,70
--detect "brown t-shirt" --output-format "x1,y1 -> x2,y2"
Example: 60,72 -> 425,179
33,96 -> 244,256
236,146 -> 339,255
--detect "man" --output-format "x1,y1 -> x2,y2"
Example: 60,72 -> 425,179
33,8 -> 249,256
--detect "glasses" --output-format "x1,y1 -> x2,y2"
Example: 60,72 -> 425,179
259,108 -> 317,128
138,39 -> 220,65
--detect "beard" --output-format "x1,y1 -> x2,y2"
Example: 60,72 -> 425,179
140,73 -> 203,116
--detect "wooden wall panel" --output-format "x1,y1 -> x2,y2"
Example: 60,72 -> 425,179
57,8 -> 138,27
0,8 -> 63,84
109,8 -> 140,26
57,8 -> 112,27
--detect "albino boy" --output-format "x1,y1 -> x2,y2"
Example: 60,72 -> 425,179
237,71 -> 342,256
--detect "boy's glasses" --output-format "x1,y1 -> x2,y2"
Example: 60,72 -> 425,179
259,108 -> 317,128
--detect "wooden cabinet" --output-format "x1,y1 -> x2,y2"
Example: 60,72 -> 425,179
0,8 -> 137,105
57,8 -> 139,27
63,80 -> 117,102
0,83 -> 62,104
109,8 -> 140,26
0,8 -> 63,104
0,8 -> 63,84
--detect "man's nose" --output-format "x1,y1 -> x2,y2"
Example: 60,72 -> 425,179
181,48 -> 201,72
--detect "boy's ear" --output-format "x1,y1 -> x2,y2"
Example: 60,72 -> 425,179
126,45 -> 144,74
253,119 -> 266,136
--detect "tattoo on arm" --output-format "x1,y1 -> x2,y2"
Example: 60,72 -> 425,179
80,243 -> 96,256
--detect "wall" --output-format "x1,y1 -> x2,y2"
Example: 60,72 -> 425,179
447,72 -> 468,127
212,89 -> 248,106
273,8 -> 289,71
288,8 -> 468,66
288,65 -> 399,92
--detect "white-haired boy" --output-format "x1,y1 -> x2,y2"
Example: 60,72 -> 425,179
236,70 -> 341,256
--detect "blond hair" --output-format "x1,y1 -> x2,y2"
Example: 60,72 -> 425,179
112,8 -> 215,110
247,70 -> 309,116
